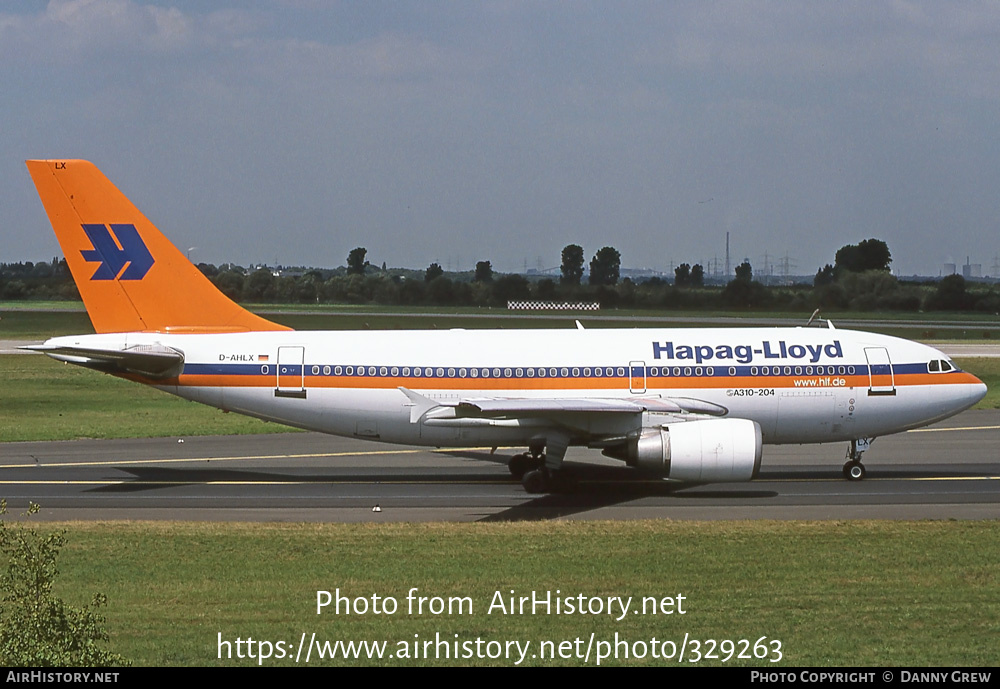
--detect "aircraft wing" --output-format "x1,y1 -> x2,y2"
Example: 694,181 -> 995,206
21,343 -> 184,379
458,398 -> 656,413
399,387 -> 727,425
456,396 -> 727,416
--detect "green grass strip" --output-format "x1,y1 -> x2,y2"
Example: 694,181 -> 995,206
0,356 -> 292,442
44,520 -> 1000,666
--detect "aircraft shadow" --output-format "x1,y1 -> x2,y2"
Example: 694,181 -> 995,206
84,466 -> 514,493
476,461 -> 785,521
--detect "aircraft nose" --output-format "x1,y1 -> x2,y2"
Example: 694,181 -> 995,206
958,368 -> 989,407
970,379 -> 988,406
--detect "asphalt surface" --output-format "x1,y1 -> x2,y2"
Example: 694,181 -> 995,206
1,409 -> 997,522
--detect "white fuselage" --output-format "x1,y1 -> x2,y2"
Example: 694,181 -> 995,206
45,327 -> 987,453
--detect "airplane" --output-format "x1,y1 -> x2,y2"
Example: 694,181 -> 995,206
22,159 -> 987,493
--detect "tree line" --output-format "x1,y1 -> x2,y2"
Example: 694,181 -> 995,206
3,240 -> 999,313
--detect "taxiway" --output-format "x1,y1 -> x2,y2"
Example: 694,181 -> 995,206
1,410 -> 997,522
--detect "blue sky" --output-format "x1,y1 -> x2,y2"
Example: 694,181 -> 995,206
3,1 -> 999,277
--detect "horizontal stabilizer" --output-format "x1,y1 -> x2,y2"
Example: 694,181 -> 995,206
22,343 -> 184,379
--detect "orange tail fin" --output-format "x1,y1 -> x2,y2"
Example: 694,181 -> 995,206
25,160 -> 290,334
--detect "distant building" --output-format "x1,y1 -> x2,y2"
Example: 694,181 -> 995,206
962,262 -> 982,278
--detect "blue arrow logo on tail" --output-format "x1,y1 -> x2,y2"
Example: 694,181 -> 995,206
80,224 -> 155,280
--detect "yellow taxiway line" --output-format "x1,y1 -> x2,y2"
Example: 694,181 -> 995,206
0,446 -> 515,470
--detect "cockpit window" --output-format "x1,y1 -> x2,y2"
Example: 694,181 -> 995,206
928,359 -> 957,374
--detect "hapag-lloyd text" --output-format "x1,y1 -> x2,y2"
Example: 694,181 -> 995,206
653,340 -> 844,364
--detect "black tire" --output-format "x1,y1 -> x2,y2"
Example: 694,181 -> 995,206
508,453 -> 530,480
845,461 -> 866,481
522,469 -> 549,494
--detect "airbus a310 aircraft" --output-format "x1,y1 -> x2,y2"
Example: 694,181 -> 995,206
23,160 -> 987,493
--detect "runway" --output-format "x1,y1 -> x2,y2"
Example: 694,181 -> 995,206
1,410 -> 998,522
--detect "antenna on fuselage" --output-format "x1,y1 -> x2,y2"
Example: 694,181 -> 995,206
806,308 -> 837,330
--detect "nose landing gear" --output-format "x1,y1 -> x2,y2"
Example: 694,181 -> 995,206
843,437 -> 874,481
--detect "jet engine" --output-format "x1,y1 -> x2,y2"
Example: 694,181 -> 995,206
604,418 -> 762,482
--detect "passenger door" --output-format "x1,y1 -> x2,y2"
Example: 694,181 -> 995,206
275,345 -> 307,398
864,347 -> 895,396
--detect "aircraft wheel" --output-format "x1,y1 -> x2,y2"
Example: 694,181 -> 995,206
509,453 -> 545,480
522,468 -> 550,494
508,453 -> 531,480
843,461 -> 866,481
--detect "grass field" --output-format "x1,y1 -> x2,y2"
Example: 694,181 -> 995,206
0,356 -> 295,442
35,519 -> 995,666
4,302 -> 1000,340
1,308 -> 94,339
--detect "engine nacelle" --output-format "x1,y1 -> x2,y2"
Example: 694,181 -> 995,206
615,418 -> 762,482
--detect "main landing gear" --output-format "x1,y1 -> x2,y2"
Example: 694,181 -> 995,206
843,437 -> 874,481
507,450 -> 544,481
509,434 -> 571,494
